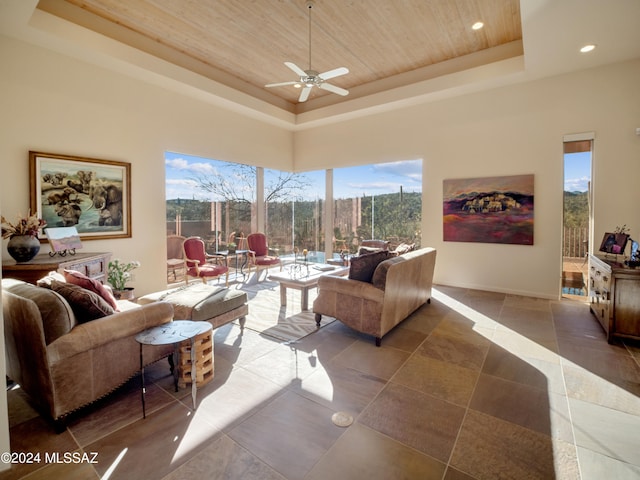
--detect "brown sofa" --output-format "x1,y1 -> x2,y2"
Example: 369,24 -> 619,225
313,247 -> 436,346
2,278 -> 174,428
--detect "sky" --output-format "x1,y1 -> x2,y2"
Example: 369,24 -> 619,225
164,150 -> 589,199
564,151 -> 591,192
165,151 -> 423,201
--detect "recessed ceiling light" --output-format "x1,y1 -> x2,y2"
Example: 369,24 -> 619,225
294,83 -> 302,88
472,22 -> 484,30
580,44 -> 596,53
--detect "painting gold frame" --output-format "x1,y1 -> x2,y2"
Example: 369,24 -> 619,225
29,151 -> 131,240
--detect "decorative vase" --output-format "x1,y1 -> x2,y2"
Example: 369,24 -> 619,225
7,235 -> 40,263
112,287 -> 135,301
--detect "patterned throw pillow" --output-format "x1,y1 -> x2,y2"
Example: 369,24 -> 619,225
348,250 -> 391,283
49,280 -> 115,323
62,269 -> 119,310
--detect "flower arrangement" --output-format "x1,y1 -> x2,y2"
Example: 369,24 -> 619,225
107,259 -> 140,291
1,211 -> 46,239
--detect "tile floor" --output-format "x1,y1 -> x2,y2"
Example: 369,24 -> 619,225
2,283 -> 640,479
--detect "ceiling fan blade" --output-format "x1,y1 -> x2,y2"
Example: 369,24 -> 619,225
298,86 -> 312,102
285,62 -> 307,77
318,67 -> 349,81
265,81 -> 299,88
319,83 -> 349,96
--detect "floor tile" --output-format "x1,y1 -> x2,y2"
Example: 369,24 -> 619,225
482,343 -> 565,393
195,364 -> 286,432
416,328 -> 490,371
469,373 -> 553,436
67,374 -> 176,447
161,434 -> 285,480
569,398 -> 640,466
393,354 -> 479,407
378,323 -> 428,352
330,340 -> 410,380
306,423 -> 446,480
228,390 -> 345,480
450,410 -> 556,480
87,401 -> 221,479
562,363 -> 640,415
359,382 -> 465,462
576,445 -> 640,480
291,363 -> 386,417
2,416 -> 79,480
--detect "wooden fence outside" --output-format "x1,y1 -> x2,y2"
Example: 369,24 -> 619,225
563,227 -> 588,258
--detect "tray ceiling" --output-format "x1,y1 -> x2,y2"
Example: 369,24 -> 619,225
38,0 -> 522,113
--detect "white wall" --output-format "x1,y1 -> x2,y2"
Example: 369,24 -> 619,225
0,36 -> 293,296
295,59 -> 640,298
1,36 -> 639,300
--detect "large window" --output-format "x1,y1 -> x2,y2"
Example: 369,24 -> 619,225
264,169 -> 324,258
165,152 -> 256,252
333,160 -> 422,254
166,152 -> 422,261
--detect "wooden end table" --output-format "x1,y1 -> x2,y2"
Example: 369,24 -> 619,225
135,320 -> 212,418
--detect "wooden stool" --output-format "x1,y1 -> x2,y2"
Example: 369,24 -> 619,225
177,329 -> 214,388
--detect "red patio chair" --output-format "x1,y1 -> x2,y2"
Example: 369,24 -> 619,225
183,236 -> 229,286
246,232 -> 281,280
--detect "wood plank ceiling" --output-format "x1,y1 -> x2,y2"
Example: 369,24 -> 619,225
39,0 -> 522,112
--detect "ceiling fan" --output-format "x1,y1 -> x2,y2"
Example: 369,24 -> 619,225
265,0 -> 349,103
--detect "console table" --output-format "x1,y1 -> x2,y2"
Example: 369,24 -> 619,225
2,252 -> 111,284
588,253 -> 640,342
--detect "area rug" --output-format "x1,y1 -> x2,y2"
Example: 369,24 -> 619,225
230,272 -> 335,343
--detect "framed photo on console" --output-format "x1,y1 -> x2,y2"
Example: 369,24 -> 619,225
598,232 -> 629,255
30,151 -> 131,240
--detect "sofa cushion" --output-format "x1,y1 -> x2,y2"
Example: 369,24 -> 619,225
2,278 -> 77,344
62,269 -> 119,310
49,280 -> 115,323
349,250 -> 391,283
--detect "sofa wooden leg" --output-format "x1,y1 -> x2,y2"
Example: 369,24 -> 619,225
427,298 -> 431,304
375,337 -> 382,347
315,313 -> 322,327
239,316 -> 246,331
52,417 -> 67,434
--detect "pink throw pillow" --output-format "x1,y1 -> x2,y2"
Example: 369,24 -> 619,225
62,269 -> 118,310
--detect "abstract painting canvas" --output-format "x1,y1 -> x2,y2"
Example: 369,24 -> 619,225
443,174 -> 534,245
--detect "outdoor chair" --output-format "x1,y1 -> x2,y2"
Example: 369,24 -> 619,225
167,234 -> 186,281
246,232 -> 281,280
183,236 -> 229,286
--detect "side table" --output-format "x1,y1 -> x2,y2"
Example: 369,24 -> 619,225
135,320 -> 213,418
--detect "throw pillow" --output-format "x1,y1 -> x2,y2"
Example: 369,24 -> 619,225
36,271 -> 67,288
357,246 -> 383,256
62,269 -> 119,310
49,280 -> 115,323
393,243 -> 415,256
349,250 -> 391,283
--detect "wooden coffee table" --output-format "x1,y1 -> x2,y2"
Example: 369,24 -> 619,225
269,264 -> 349,311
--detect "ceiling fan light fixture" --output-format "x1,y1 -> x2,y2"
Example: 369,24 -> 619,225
264,0 -> 349,102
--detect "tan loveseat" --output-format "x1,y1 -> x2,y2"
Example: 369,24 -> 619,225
313,247 -> 436,346
2,278 -> 174,428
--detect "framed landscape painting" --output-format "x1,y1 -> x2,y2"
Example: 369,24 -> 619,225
443,174 -> 534,245
30,151 -> 131,240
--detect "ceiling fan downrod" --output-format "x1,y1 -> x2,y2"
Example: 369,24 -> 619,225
306,0 -> 314,71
